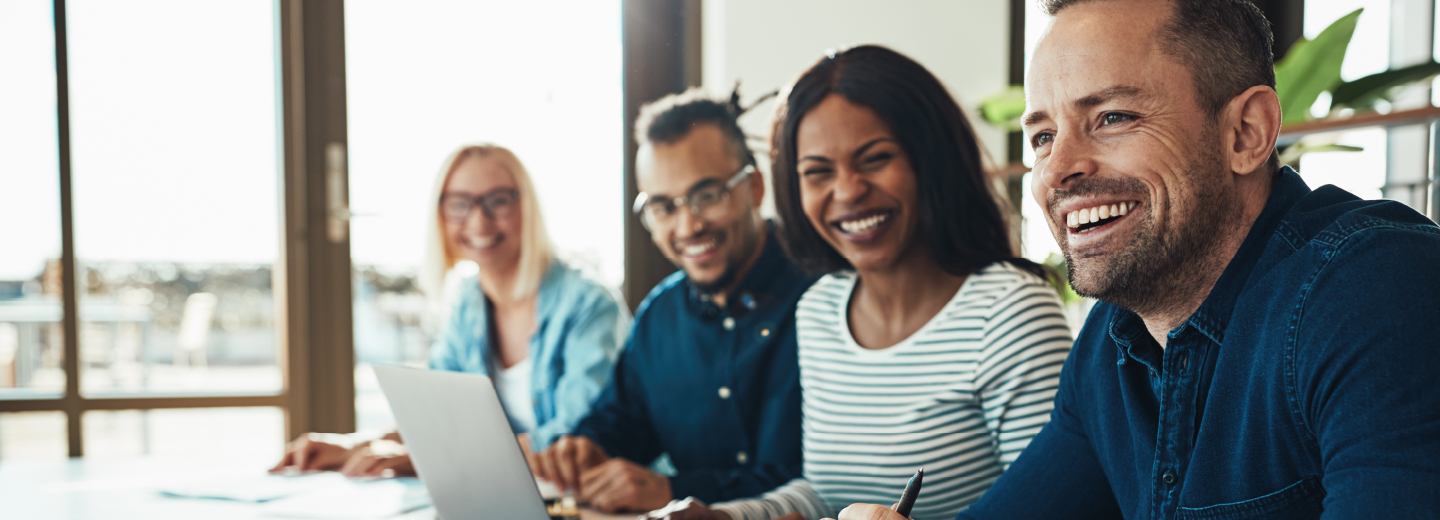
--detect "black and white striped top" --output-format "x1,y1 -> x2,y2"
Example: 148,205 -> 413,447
712,262 -> 1073,520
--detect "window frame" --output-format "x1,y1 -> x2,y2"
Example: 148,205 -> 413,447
0,0 -> 355,457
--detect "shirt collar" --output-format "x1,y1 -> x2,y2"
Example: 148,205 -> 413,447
533,260 -> 563,323
467,260 -> 563,327
1107,166 -> 1311,348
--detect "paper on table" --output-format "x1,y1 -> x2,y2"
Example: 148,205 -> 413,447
158,472 -> 349,503
259,477 -> 431,519
535,478 -> 563,500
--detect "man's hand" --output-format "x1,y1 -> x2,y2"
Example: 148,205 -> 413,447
269,433 -> 360,473
338,439 -> 416,478
579,458 -> 672,513
642,497 -> 733,520
826,503 -> 910,520
528,435 -> 610,493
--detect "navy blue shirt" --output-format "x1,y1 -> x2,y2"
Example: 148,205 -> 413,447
964,168 -> 1440,519
573,224 -> 816,503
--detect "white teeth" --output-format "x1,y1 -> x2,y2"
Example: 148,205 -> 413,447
466,236 -> 497,248
1065,201 -> 1139,230
682,241 -> 718,256
838,212 -> 890,234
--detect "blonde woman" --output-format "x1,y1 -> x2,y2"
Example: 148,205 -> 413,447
272,144 -> 628,477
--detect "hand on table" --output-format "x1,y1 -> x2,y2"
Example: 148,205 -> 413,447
269,433 -> 362,473
528,435 -> 611,494
825,503 -> 910,520
578,458 -> 672,513
339,439 -> 415,478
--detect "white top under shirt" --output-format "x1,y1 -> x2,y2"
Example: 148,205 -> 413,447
492,357 -> 537,433
711,262 -> 1073,520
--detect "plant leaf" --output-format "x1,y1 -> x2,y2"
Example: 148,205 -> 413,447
1278,142 -> 1363,167
979,85 -> 1027,131
1274,8 -> 1362,125
1330,60 -> 1440,110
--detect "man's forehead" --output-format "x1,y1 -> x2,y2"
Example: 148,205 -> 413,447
636,125 -> 739,195
1025,1 -> 1173,118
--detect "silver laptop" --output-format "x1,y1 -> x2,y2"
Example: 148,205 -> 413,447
373,364 -> 550,520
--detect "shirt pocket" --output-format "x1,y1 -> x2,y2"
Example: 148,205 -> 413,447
1176,476 -> 1325,520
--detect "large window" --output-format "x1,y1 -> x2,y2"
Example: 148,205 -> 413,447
0,0 -> 64,399
1,0 -> 627,458
67,0 -> 282,397
344,0 -> 624,431
0,0 -> 335,459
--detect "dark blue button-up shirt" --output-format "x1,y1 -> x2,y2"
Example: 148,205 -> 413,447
964,168 -> 1440,519
573,224 -> 816,503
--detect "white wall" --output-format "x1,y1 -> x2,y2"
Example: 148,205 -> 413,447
702,0 -> 1014,214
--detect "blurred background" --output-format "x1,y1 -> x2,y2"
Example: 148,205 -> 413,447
1,0 -> 1435,462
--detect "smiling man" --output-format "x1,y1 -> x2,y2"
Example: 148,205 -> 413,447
528,88 -> 815,514
836,1 -> 1440,519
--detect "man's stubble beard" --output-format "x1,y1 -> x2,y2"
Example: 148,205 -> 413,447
1062,126 -> 1242,318
691,211 -> 763,295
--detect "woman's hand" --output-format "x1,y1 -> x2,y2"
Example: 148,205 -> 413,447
338,439 -> 416,478
825,503 -> 910,520
269,433 -> 362,474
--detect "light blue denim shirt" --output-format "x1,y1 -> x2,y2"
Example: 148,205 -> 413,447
428,261 -> 628,451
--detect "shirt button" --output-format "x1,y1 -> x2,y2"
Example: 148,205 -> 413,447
1162,470 -> 1177,485
718,386 -> 731,399
737,451 -> 748,464
723,317 -> 735,330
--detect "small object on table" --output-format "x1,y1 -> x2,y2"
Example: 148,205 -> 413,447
546,494 -> 581,520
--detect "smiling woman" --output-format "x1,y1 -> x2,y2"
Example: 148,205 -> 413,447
680,45 -> 1073,520
273,144 -> 628,478
772,46 -> 1033,280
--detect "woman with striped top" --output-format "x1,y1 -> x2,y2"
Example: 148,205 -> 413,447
644,45 -> 1072,520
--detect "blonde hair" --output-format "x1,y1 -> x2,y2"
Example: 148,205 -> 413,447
421,144 -> 554,303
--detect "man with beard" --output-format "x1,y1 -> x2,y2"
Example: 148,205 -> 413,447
529,88 -> 814,514
836,0 -> 1440,519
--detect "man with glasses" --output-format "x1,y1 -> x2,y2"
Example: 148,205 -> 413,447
528,88 -> 815,514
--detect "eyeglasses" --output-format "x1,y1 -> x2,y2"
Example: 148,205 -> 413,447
440,188 -> 520,222
633,165 -> 755,231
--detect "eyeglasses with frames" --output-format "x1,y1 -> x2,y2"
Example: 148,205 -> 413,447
632,164 -> 755,231
440,188 -> 520,222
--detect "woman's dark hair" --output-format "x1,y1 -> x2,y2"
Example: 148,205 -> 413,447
771,44 -> 1046,280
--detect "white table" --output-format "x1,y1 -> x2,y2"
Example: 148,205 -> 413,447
0,456 -> 633,519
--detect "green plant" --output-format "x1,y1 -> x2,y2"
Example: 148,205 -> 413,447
1331,60 -> 1440,111
1273,8 -> 1361,125
979,86 -> 1027,132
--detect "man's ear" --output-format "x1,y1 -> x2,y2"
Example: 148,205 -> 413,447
1224,85 -> 1282,177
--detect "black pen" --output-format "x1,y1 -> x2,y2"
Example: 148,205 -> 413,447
894,467 -> 923,518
